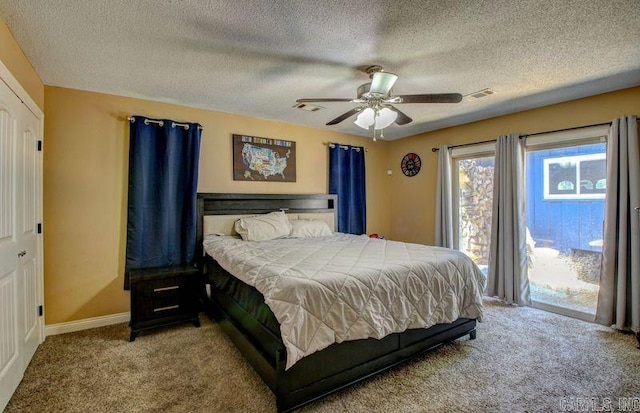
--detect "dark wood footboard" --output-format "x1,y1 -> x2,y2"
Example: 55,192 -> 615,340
274,318 -> 476,412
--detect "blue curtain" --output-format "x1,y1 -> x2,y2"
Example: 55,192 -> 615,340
329,143 -> 366,234
126,117 -> 202,270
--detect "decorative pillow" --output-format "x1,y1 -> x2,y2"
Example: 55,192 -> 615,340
234,211 -> 292,241
289,219 -> 333,238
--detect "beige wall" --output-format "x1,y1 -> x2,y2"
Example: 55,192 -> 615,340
0,17 -> 44,109
43,86 -> 391,324
387,86 -> 640,245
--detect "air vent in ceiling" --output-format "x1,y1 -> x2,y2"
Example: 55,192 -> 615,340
293,103 -> 323,112
463,88 -> 497,102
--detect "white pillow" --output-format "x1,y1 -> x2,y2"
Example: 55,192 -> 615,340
234,211 -> 292,241
289,219 -> 333,238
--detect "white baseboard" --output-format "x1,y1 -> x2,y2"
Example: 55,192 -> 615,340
45,312 -> 130,337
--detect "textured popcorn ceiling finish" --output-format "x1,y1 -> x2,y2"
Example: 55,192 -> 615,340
1,0 -> 639,139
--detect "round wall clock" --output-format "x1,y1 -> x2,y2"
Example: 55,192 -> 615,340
401,153 -> 421,177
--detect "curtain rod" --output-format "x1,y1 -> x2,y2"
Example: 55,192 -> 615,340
431,121 -> 612,152
431,137 -> 496,153
127,116 -> 203,130
325,142 -> 368,152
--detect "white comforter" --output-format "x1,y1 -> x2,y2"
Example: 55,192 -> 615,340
203,233 -> 486,369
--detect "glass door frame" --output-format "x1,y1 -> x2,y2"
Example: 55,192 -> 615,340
524,124 -> 609,321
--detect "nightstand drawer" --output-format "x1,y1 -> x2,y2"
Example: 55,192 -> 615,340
133,276 -> 186,318
145,275 -> 186,291
139,276 -> 185,300
151,285 -> 182,304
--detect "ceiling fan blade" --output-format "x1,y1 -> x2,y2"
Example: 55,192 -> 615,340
396,93 -> 463,104
296,98 -> 353,103
326,107 -> 364,125
370,72 -> 398,95
388,106 -> 412,125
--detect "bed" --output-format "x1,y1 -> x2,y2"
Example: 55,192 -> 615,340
195,193 -> 484,412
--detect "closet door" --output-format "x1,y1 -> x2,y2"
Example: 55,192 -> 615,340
0,78 -> 23,410
18,103 -> 40,367
0,77 -> 43,411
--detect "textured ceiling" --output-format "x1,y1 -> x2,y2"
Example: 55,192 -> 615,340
1,0 -> 639,140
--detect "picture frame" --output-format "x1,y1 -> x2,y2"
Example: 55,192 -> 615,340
232,134 -> 296,182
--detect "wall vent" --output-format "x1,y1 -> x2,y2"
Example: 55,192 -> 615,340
293,103 -> 323,112
463,88 -> 497,102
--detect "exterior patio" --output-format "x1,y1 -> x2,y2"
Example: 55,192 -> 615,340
528,247 -> 599,316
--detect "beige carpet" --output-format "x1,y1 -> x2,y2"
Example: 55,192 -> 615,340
6,298 -> 639,413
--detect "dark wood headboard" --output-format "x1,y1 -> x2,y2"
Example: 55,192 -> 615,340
195,193 -> 338,264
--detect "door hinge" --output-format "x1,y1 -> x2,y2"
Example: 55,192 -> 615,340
37,140 -> 42,151
38,305 -> 43,317
37,223 -> 42,234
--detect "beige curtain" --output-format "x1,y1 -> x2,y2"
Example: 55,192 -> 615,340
435,145 -> 454,248
596,116 -> 639,331
486,134 -> 530,305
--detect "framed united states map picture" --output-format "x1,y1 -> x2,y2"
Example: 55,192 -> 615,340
232,134 -> 297,182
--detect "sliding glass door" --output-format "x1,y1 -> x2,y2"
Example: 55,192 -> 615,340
524,127 -> 608,318
450,127 -> 607,319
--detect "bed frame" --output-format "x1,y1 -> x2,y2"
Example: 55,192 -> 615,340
196,193 -> 477,412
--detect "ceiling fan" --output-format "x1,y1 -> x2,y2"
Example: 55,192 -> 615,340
296,65 -> 463,134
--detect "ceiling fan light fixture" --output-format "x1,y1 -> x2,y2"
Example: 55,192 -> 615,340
369,72 -> 398,96
354,107 -> 398,131
373,107 -> 398,130
354,107 -> 375,129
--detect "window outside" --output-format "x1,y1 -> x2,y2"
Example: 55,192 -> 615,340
455,156 -> 495,275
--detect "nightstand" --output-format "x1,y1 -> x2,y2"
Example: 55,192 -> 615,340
127,264 -> 201,342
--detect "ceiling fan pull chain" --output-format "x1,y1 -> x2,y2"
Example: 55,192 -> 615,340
372,106 -> 381,136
